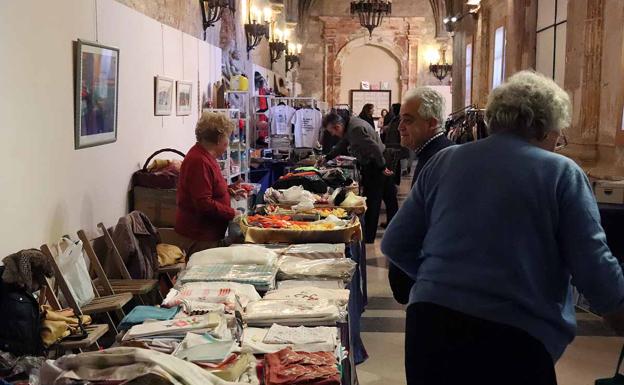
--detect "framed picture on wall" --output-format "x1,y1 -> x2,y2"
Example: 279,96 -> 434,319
74,39 -> 119,149
154,76 -> 174,116
176,81 -> 192,116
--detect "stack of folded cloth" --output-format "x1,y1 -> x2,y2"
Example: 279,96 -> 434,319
278,280 -> 345,290
118,305 -> 180,331
172,333 -> 257,382
243,324 -> 338,354
263,286 -> 350,308
278,244 -> 346,260
180,245 -> 280,291
121,313 -> 228,354
187,245 -> 278,267
244,299 -> 340,327
162,281 -> 261,315
277,256 -> 356,282
264,347 -> 340,385
179,264 -> 278,291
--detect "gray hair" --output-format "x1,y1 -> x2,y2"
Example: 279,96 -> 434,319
485,70 -> 571,140
403,87 -> 445,124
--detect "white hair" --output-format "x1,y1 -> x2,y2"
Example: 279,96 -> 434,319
403,87 -> 445,124
486,70 -> 571,140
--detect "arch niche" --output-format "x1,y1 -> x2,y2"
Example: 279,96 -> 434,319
334,36 -> 406,106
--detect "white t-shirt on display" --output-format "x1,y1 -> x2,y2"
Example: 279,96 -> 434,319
268,104 -> 296,135
293,108 -> 323,148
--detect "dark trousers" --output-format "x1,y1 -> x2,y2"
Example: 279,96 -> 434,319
405,302 -> 557,385
361,165 -> 384,243
382,176 -> 398,224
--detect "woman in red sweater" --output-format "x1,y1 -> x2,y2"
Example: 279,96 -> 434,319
175,112 -> 236,256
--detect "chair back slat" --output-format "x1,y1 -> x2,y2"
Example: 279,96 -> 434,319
40,244 -> 84,315
76,230 -> 115,296
97,223 -> 132,280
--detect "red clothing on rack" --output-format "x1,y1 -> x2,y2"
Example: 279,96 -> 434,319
175,143 -> 235,242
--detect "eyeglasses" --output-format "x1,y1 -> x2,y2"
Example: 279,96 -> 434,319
555,130 -> 568,152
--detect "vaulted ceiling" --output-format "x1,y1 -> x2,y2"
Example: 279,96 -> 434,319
293,0 -> 448,37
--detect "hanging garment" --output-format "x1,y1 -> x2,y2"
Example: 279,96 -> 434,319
293,108 -> 323,148
269,104 -> 296,136
107,211 -> 161,279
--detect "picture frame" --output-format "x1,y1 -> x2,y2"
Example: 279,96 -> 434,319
74,39 -> 119,149
154,76 -> 174,116
176,80 -> 193,116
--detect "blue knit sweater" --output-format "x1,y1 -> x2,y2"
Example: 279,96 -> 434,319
382,133 -> 624,360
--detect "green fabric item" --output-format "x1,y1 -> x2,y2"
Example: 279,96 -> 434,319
295,167 -> 319,172
596,345 -> 624,384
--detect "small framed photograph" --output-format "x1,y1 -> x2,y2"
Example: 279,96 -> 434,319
154,76 -> 174,116
74,39 -> 119,149
176,81 -> 193,116
360,81 -> 370,90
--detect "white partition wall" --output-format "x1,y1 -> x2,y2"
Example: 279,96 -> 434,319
0,0 -> 222,255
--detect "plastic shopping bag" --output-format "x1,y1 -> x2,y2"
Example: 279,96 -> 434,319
596,345 -> 624,384
56,237 -> 95,308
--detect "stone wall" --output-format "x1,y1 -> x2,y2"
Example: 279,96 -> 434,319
114,0 -> 288,89
449,0 -> 624,178
298,0 -> 448,105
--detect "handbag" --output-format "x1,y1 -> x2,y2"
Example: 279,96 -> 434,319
596,344 -> 624,384
40,305 -> 91,348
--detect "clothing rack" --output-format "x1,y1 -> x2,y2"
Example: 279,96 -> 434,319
445,106 -> 487,144
448,104 -> 480,117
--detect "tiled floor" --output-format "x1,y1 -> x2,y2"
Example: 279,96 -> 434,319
356,175 -> 624,385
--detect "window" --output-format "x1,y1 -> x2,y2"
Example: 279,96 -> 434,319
492,26 -> 506,89
465,43 -> 473,107
536,0 -> 567,86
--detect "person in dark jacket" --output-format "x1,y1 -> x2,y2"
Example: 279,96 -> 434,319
380,103 -> 405,227
321,111 -> 391,243
387,88 -> 454,305
358,103 -> 375,129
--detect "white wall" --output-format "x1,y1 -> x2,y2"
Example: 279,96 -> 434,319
0,0 -> 222,256
339,45 -> 401,106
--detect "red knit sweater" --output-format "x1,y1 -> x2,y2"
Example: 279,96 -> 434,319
175,143 -> 235,242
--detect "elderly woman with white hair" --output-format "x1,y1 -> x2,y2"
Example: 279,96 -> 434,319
175,112 -> 237,256
382,71 -> 624,385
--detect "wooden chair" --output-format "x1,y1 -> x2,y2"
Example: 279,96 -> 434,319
38,281 -> 109,355
77,226 -> 160,304
40,243 -> 132,335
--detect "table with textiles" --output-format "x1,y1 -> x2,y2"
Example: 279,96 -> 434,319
41,243 -> 364,385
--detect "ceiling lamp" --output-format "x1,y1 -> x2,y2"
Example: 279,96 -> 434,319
429,48 -> 452,82
285,43 -> 302,73
200,0 -> 236,37
350,0 -> 392,39
245,5 -> 271,54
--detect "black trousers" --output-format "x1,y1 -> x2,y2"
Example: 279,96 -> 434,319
405,302 -> 558,385
361,165 -> 384,243
382,176 -> 399,224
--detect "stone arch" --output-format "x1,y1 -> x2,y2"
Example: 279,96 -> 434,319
332,35 -> 410,106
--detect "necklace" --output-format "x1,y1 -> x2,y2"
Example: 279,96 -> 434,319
415,131 -> 445,156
